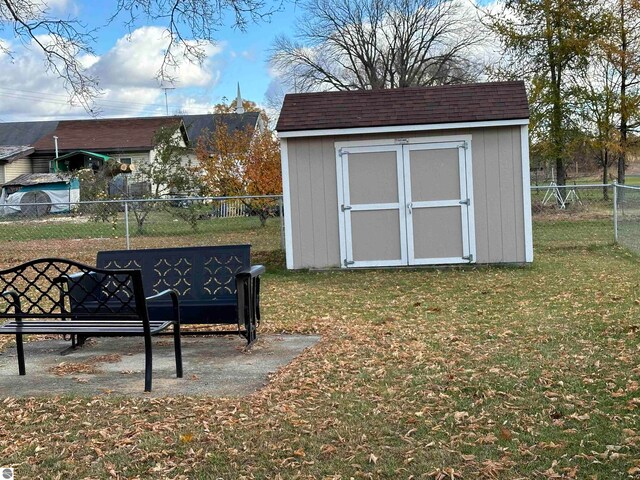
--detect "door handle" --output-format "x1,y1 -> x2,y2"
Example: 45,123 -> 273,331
407,202 -> 413,214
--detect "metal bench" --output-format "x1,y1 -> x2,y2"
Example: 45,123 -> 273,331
94,245 -> 265,345
0,258 -> 183,392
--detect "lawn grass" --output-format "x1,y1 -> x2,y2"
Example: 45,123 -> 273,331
1,220 -> 639,478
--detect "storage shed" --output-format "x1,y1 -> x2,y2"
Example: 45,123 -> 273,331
276,81 -> 532,269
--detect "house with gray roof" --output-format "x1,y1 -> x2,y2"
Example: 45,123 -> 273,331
0,121 -> 58,184
0,103 -> 262,185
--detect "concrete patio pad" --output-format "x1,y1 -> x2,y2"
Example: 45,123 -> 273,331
0,334 -> 320,398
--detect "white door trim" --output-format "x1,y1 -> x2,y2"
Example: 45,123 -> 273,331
335,135 -> 471,149
337,144 -> 406,268
464,140 -> 477,263
458,144 -> 471,260
403,142 -> 474,265
336,138 -> 475,268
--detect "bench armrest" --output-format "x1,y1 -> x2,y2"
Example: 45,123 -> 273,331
1,290 -> 21,314
236,265 -> 266,280
1,290 -> 20,305
146,289 -> 181,325
236,265 -> 264,343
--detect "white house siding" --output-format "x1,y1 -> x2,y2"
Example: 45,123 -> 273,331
285,126 -> 526,269
3,158 -> 33,183
113,152 -> 150,170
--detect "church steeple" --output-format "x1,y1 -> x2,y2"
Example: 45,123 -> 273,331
235,83 -> 245,114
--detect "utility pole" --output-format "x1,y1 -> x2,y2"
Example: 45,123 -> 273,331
162,86 -> 175,115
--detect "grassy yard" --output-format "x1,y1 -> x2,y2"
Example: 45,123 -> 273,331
1,220 -> 639,478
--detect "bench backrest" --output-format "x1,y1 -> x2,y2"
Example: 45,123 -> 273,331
0,258 -> 147,321
96,245 -> 251,318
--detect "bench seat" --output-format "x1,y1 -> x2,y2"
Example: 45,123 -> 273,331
0,258 -> 183,392
0,320 -> 174,335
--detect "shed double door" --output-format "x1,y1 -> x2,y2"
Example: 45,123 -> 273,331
338,141 -> 474,267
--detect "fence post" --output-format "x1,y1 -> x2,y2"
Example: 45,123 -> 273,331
279,196 -> 285,250
124,200 -> 130,250
613,181 -> 618,243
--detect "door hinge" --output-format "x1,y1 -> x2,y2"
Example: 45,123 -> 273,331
463,254 -> 474,262
341,204 -> 352,212
343,259 -> 355,266
338,148 -> 349,157
460,141 -> 469,150
459,198 -> 470,206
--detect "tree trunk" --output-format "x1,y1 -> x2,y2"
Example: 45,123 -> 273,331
619,0 -> 628,186
556,157 -> 566,186
619,118 -> 627,186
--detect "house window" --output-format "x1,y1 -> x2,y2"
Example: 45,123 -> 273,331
119,157 -> 132,165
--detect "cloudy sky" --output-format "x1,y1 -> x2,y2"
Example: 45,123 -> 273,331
0,0 -> 304,121
0,0 -> 498,122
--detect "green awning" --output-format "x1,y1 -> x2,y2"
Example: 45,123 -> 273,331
54,150 -> 112,162
51,150 -> 112,172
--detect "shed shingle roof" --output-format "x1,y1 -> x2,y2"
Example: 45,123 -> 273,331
32,117 -> 184,152
276,81 -> 529,132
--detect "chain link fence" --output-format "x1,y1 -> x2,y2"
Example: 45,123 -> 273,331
530,181 -> 640,258
615,185 -> 640,255
530,183 -> 615,250
0,195 -> 284,265
1,184 -> 640,267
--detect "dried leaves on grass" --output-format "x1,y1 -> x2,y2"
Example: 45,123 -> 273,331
1,243 -> 640,479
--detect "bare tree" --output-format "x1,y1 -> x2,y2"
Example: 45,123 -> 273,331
1,0 -> 99,111
0,0 -> 278,112
270,0 -> 484,92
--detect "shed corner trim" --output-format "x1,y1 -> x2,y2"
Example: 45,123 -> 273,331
520,125 -> 534,263
279,138 -> 295,269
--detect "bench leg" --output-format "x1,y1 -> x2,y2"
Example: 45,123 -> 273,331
144,336 -> 152,392
16,334 -> 25,375
174,324 -> 183,378
248,319 -> 256,345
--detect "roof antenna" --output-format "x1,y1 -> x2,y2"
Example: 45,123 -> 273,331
162,85 -> 175,116
235,83 -> 245,114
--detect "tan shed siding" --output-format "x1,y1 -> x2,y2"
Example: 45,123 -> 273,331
288,139 -> 303,266
511,128 -> 525,262
287,125 -> 526,268
287,138 -> 341,268
5,158 -> 33,182
323,137 -> 341,266
0,165 -> 5,184
470,127 -> 525,263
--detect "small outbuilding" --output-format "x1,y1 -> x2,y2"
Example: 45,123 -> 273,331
276,81 -> 532,269
0,173 -> 80,216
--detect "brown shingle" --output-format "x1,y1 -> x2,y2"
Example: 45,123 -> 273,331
32,117 -> 184,152
276,81 -> 529,132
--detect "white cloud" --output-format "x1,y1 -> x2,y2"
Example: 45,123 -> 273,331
0,26 -> 225,120
26,0 -> 80,19
90,26 -> 223,89
42,0 -> 75,12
